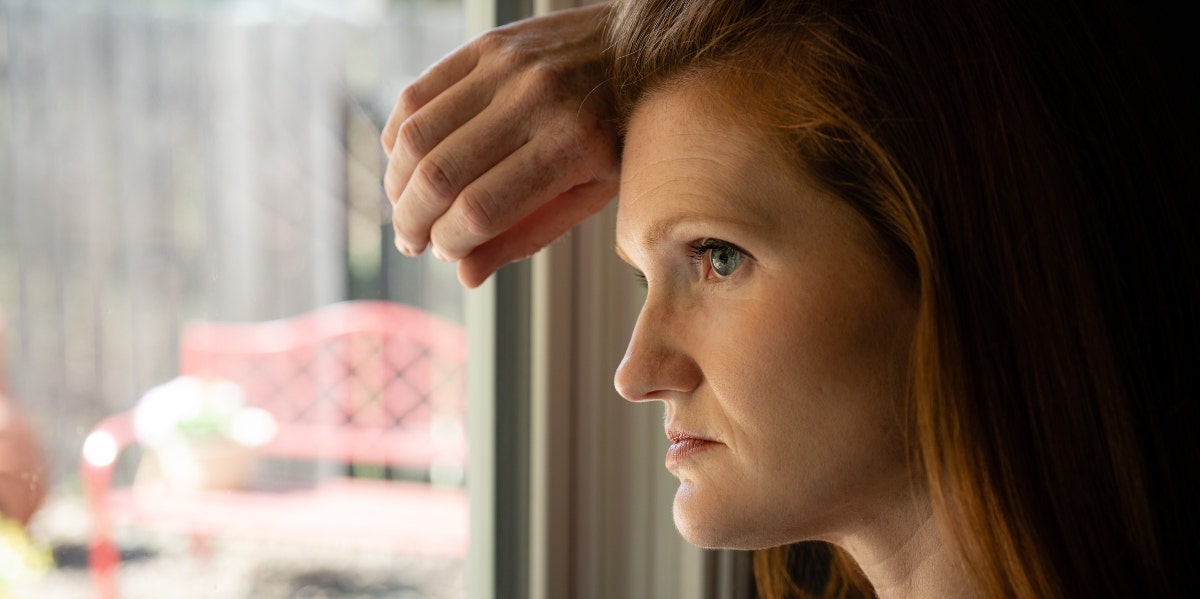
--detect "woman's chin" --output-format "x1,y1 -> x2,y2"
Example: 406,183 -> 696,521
673,482 -> 722,547
676,484 -> 796,549
672,482 -> 768,550
673,514 -> 726,549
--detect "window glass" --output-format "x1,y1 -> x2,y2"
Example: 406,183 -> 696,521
0,1 -> 469,597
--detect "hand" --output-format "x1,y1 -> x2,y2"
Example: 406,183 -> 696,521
382,2 -> 620,288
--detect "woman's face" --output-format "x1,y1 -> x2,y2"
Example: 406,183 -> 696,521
614,81 -> 918,550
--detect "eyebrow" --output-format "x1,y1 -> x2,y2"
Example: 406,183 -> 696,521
613,216 -> 684,270
614,210 -> 767,267
640,213 -> 698,253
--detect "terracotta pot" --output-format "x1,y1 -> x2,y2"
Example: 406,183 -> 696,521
153,437 -> 259,492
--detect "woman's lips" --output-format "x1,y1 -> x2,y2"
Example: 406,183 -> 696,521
665,432 -> 720,470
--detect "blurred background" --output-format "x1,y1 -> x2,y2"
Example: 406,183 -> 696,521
0,0 -> 470,596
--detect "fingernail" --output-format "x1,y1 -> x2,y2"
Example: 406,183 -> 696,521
431,245 -> 447,262
394,236 -> 426,257
394,235 -> 412,256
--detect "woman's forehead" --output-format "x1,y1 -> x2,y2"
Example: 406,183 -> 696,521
620,83 -> 809,218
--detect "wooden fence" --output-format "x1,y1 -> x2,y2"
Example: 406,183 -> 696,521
0,0 -> 465,482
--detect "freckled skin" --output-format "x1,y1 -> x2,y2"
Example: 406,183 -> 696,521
613,81 -> 919,551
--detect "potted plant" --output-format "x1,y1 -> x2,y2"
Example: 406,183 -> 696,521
132,376 -> 276,492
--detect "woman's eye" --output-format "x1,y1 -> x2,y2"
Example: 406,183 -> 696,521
708,245 -> 743,277
687,238 -> 751,280
706,243 -> 744,278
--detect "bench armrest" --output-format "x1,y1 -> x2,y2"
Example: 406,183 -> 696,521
80,412 -> 136,541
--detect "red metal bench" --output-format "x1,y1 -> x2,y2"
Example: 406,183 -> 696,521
80,300 -> 469,598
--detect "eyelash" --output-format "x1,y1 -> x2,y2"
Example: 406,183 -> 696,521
688,239 -> 725,263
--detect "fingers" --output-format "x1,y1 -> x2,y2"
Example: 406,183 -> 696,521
381,44 -> 480,156
424,133 -> 605,261
382,2 -> 621,271
456,179 -> 619,288
382,75 -> 502,210
390,107 -> 531,256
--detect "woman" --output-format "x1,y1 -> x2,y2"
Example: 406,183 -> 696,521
382,1 -> 1198,597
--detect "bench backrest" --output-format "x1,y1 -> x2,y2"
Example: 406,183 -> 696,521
177,301 -> 467,470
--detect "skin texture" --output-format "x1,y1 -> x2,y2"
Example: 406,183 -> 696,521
614,82 -> 970,598
381,3 -> 619,288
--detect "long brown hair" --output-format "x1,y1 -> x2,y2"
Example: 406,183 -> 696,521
608,1 -> 1199,597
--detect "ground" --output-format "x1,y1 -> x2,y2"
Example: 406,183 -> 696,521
10,493 -> 465,599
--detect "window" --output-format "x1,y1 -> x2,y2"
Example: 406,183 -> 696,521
1,1 -> 474,597
1,0 -> 741,596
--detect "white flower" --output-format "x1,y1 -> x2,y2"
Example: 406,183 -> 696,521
133,376 -> 275,448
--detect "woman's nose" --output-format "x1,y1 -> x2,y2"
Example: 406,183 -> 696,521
613,297 -> 701,402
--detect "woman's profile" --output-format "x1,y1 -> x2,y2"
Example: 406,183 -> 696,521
382,1 -> 1198,597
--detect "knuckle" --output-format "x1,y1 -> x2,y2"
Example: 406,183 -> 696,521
479,29 -> 530,63
499,65 -> 563,123
456,185 -> 502,238
519,63 -> 564,99
474,28 -> 506,53
417,153 -> 463,202
397,85 -> 424,119
396,114 -> 435,158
